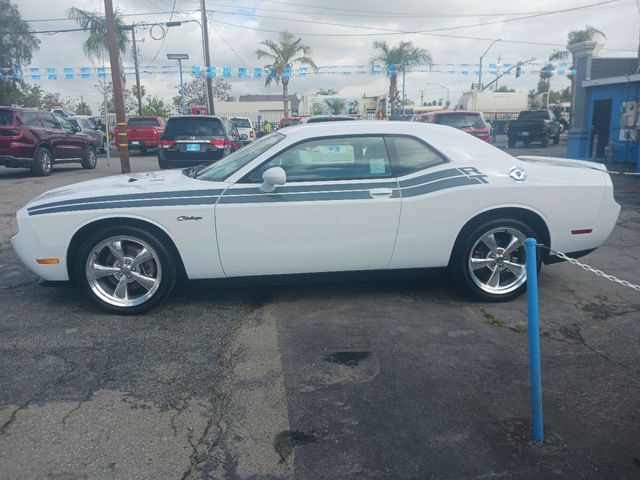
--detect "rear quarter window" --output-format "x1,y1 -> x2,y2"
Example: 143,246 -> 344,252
386,136 -> 447,177
18,112 -> 39,126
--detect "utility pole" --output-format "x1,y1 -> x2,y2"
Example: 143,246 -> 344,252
104,0 -> 130,174
401,63 -> 406,115
495,54 -> 501,91
200,0 -> 215,114
420,90 -> 424,107
130,26 -> 143,116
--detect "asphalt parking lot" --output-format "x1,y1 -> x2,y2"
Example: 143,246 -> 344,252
1,139 -> 640,479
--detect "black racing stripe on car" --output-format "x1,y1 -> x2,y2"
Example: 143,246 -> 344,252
27,189 -> 224,213
28,196 -> 219,216
397,168 -> 463,188
223,181 -> 397,195
218,190 -> 372,204
400,176 -> 482,198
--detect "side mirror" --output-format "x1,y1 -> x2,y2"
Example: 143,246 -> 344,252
260,167 -> 286,193
240,133 -> 248,141
73,125 -> 81,133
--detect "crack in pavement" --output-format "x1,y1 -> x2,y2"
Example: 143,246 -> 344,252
0,354 -> 77,436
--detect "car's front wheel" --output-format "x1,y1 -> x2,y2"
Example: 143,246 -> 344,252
74,226 -> 177,314
450,219 -> 539,302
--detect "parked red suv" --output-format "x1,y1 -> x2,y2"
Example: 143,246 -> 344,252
0,107 -> 98,176
413,111 -> 491,142
114,116 -> 165,154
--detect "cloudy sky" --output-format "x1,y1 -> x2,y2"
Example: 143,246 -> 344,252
17,0 -> 640,111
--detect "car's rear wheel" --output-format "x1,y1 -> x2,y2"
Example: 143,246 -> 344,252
553,133 -> 560,145
541,133 -> 549,147
74,226 -> 177,314
82,145 -> 97,169
507,137 -> 516,148
100,138 -> 107,153
31,146 -> 53,176
450,218 -> 540,302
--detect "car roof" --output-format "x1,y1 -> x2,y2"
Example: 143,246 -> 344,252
166,115 -> 223,120
430,111 -> 481,116
279,120 -> 514,165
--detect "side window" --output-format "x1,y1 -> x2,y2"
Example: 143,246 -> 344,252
20,112 -> 39,126
57,117 -> 74,132
386,136 -> 446,177
40,114 -> 59,129
245,136 -> 391,183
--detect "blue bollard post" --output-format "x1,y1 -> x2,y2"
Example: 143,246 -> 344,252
525,237 -> 544,445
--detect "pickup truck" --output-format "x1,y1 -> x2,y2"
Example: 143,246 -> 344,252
114,116 -> 165,154
506,109 -> 561,148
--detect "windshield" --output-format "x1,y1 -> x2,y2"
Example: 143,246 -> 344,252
435,114 -> 485,129
196,133 -> 285,182
517,110 -> 549,120
128,117 -> 160,127
232,118 -> 252,128
163,117 -> 224,139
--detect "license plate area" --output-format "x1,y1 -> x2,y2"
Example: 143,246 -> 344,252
186,144 -> 201,152
520,132 -> 529,136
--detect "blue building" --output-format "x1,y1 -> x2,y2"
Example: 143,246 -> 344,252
566,41 -> 639,171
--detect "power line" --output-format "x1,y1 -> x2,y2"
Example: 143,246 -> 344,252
207,0 -> 623,37
25,10 -> 198,23
144,0 -> 178,67
185,0 -> 578,18
212,18 -> 636,54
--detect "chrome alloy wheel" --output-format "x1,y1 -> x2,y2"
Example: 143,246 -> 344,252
87,148 -> 96,167
40,150 -> 52,174
85,236 -> 162,307
468,227 -> 527,295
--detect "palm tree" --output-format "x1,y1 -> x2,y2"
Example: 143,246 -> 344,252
68,7 -> 129,86
549,25 -> 606,68
371,41 -> 432,115
256,31 -> 317,117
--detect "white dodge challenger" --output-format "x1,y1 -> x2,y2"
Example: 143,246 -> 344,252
11,121 -> 620,314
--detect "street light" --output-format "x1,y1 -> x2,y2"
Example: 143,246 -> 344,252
424,82 -> 450,104
478,39 -> 501,91
167,53 -> 189,114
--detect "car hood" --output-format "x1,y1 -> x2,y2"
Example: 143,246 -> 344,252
517,155 -> 609,172
27,169 -> 226,209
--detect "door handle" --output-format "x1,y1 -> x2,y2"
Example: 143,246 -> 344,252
369,187 -> 393,199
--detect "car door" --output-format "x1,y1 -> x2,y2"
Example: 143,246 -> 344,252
39,113 -> 67,158
215,135 -> 401,277
56,116 -> 85,158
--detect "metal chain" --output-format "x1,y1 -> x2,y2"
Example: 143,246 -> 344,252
536,243 -> 640,292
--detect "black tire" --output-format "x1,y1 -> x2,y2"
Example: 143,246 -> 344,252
158,157 -> 170,169
449,218 -> 541,302
31,146 -> 53,176
81,145 -> 97,169
73,225 -> 177,315
541,133 -> 549,148
553,133 -> 560,145
507,137 -> 516,148
100,138 -> 107,154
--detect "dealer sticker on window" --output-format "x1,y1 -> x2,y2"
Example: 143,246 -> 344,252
369,158 -> 386,174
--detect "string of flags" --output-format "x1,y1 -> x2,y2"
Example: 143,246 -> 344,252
0,62 -> 576,81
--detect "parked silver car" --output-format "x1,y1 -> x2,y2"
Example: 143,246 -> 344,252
68,116 -> 107,153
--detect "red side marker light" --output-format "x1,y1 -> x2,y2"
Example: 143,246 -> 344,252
571,229 -> 592,235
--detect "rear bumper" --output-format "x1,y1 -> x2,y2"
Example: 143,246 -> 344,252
158,149 -> 225,165
508,131 -> 547,140
129,140 -> 159,149
0,155 -> 33,168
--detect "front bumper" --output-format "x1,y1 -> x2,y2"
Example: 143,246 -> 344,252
0,155 -> 33,168
10,208 -> 69,281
